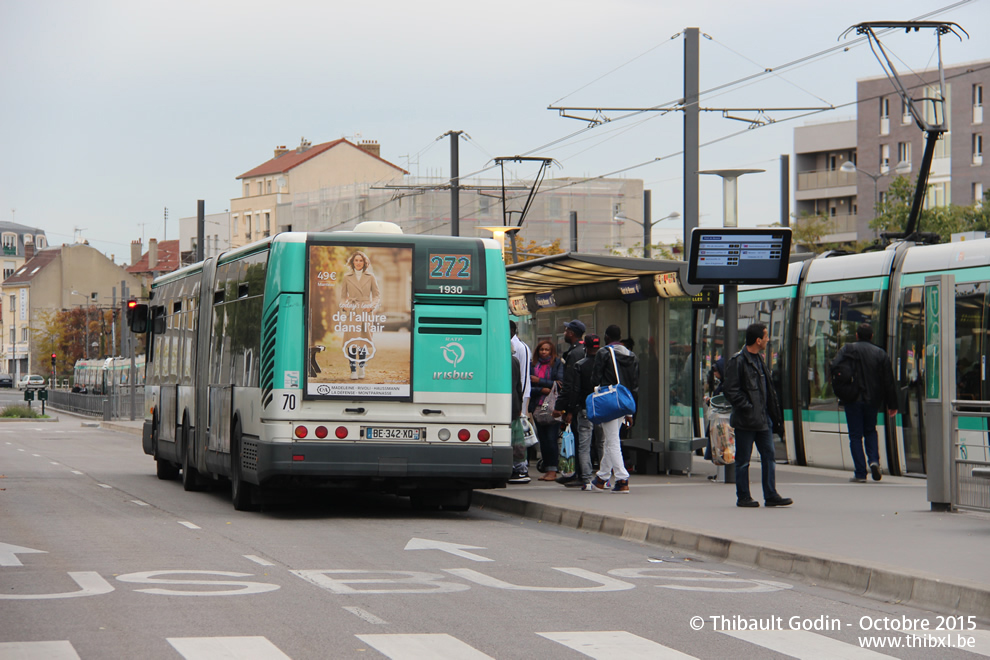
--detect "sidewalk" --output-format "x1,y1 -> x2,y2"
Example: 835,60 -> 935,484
474,459 -> 990,622
91,415 -> 990,621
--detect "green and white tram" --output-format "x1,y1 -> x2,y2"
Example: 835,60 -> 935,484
130,222 -> 512,510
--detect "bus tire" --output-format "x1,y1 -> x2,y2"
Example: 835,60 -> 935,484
230,421 -> 259,512
181,415 -> 203,492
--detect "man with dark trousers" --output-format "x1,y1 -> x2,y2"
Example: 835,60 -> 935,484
555,319 -> 586,485
722,323 -> 793,508
830,323 -> 898,483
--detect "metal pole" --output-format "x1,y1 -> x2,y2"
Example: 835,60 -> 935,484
780,155 -> 790,227
569,211 -> 578,252
643,190 -> 652,259
683,28 -> 700,257
448,131 -> 462,236
197,200 -> 205,262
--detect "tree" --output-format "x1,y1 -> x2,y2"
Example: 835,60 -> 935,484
871,176 -> 990,243
503,238 -> 565,264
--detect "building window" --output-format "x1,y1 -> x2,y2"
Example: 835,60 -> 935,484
479,195 -> 491,217
880,98 -> 890,135
880,145 -> 890,172
9,327 -> 14,344
926,182 -> 949,209
257,181 -> 263,196
266,179 -> 272,194
35,235 -> 46,249
244,214 -> 252,238
9,295 -> 14,312
264,212 -> 271,237
897,142 -> 911,168
975,182 -> 984,207
974,133 -> 983,165
243,182 -> 249,197
902,99 -> 912,125
21,327 -> 27,342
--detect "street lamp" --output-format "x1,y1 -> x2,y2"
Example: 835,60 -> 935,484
840,160 -> 911,219
613,211 -> 680,259
70,290 -> 92,360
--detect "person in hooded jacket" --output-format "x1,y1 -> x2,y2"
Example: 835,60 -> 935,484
530,340 -> 565,481
588,325 -> 639,493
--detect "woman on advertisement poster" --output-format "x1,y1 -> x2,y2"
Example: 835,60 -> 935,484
339,250 -> 381,379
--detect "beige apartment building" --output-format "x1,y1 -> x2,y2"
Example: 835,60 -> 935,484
1,244 -> 142,378
231,137 -> 407,247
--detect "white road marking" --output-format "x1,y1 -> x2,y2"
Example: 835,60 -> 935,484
357,633 -> 494,659
0,640 -> 80,659
444,567 -> 635,592
0,541 -> 47,566
724,629 -> 891,659
0,572 -> 114,600
244,555 -> 275,566
98,484 -> 111,489
32,453 -> 41,457
50,461 -> 59,465
178,521 -> 200,529
539,631 -> 696,659
343,606 -> 388,624
167,636 -> 291,659
404,537 -> 492,562
131,500 -> 149,506
71,470 -> 83,475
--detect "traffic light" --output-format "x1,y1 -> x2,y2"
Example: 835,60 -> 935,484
51,352 -> 56,367
126,299 -> 138,324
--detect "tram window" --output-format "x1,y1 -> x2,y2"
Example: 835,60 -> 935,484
955,282 -> 988,402
804,291 -> 880,402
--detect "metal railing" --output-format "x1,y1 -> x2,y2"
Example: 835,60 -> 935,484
950,400 -> 990,512
46,387 -> 140,421
796,169 -> 857,191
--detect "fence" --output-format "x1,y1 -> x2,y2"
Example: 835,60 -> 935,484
47,387 -> 141,421
951,400 -> 990,512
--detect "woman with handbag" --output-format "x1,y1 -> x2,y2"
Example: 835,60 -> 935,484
530,340 -> 565,481
589,325 -> 639,493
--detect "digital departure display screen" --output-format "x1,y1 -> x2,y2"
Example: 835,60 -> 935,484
687,228 -> 791,286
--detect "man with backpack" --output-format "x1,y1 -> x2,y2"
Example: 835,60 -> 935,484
830,323 -> 898,483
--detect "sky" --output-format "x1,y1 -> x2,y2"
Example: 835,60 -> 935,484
1,0 -> 988,263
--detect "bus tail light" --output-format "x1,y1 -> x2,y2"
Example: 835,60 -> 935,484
315,426 -> 328,439
477,429 -> 490,442
457,429 -> 470,442
335,426 -> 348,439
294,426 -> 308,439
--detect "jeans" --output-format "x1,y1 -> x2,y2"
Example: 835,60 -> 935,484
535,420 -> 560,472
575,409 -> 594,482
510,418 -> 527,473
597,417 -> 629,482
844,401 -> 880,479
734,426 -> 779,502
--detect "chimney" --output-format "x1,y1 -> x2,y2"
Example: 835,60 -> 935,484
296,136 -> 312,153
131,239 -> 142,266
359,140 -> 381,158
24,243 -> 34,261
148,238 -> 158,270
274,145 -> 288,158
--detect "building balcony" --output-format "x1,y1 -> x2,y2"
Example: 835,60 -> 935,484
795,212 -> 859,238
796,169 -> 857,191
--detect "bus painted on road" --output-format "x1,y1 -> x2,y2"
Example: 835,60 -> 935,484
131,223 -> 512,510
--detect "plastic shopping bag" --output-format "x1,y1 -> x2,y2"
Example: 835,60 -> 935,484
558,424 -> 575,475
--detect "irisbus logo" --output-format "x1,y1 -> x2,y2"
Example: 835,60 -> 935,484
434,342 -> 474,380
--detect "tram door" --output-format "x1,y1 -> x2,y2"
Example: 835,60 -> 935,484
895,286 -> 927,474
952,282 -> 990,464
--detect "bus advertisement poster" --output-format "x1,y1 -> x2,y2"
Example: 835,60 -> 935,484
305,242 -> 413,399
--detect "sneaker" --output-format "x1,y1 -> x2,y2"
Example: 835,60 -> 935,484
555,473 -> 578,485
849,476 -> 867,483
590,476 -> 609,492
870,462 -> 882,482
611,479 -> 630,493
765,496 -> 793,507
508,470 -> 530,484
580,483 -> 596,491
736,497 -> 759,508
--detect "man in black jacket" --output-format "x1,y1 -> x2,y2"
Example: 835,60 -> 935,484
830,323 -> 898,483
723,323 -> 792,508
555,320 -> 586,485
556,334 -> 601,488
589,325 -> 638,493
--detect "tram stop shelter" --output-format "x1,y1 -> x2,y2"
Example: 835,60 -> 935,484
506,252 -> 704,474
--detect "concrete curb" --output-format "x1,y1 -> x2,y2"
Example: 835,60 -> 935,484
100,422 -> 142,437
474,490 -> 990,622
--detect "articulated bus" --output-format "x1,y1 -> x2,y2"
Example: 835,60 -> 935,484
131,222 -> 512,510
694,238 -> 990,478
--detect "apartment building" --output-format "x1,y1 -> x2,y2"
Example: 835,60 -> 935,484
794,60 -> 990,243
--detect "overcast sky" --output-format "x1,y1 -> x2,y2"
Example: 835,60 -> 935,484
1,0 -> 987,262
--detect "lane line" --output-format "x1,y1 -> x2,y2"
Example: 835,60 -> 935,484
538,631 -> 696,659
344,606 -> 388,625
167,636 -> 291,659
244,555 -> 275,566
98,484 -> 112,489
357,633 -> 494,659
178,521 -> 200,529
131,500 -> 149,506
0,641 -> 80,659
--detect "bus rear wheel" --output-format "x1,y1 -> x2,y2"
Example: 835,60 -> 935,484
230,422 -> 259,511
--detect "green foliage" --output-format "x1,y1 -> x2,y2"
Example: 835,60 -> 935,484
871,176 -> 990,241
0,405 -> 42,419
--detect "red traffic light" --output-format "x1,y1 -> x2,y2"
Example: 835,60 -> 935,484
127,299 -> 138,310
51,353 -> 56,359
